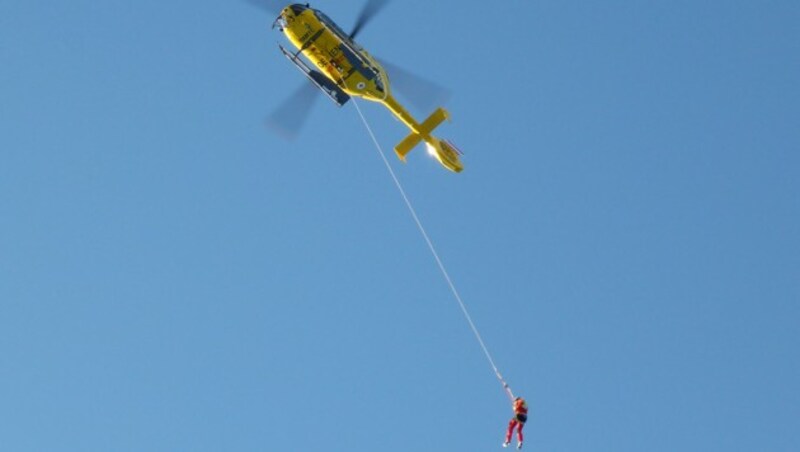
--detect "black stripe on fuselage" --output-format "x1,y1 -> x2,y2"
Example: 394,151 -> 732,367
303,28 -> 325,47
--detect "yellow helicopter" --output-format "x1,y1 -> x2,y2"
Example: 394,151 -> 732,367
265,1 -> 464,173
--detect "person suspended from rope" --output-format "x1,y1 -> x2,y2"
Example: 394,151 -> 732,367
502,390 -> 528,449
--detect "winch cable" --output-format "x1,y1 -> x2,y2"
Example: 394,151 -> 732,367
348,97 -> 516,403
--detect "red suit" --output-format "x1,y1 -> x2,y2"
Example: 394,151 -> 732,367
505,397 -> 528,446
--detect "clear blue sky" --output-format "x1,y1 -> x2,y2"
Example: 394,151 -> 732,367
2,1 -> 798,451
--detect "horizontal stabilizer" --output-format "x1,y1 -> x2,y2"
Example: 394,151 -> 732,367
419,107 -> 449,135
395,132 -> 422,161
393,107 -> 450,161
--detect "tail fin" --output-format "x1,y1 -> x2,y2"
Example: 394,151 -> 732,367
393,108 -> 463,172
426,136 -> 464,173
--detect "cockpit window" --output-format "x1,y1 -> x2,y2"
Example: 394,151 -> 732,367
289,4 -> 307,15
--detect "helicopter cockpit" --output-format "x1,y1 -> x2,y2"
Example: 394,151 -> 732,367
272,4 -> 309,30
288,4 -> 308,15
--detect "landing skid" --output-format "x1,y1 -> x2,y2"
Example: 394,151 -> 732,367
278,44 -> 350,107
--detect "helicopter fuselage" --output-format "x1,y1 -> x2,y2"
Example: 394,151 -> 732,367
275,4 -> 463,172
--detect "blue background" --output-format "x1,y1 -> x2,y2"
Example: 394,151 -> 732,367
1,1 -> 798,450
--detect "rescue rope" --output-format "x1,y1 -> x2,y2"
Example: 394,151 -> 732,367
349,98 -> 516,403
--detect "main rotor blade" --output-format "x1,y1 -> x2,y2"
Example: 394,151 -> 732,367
380,60 -> 451,114
349,0 -> 389,40
266,82 -> 320,139
244,0 -> 284,15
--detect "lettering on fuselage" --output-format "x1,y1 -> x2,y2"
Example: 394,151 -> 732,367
300,28 -> 324,47
297,22 -> 313,43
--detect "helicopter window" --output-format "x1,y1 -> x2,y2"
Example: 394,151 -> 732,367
314,10 -> 350,41
289,4 -> 307,15
272,16 -> 287,30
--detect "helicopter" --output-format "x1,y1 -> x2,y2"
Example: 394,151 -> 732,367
256,1 -> 464,173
